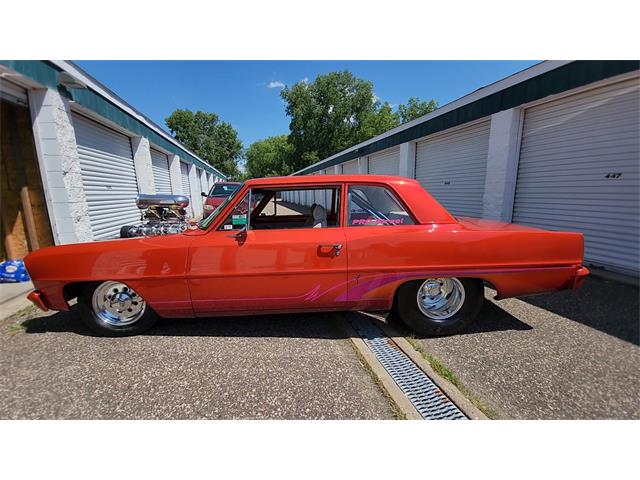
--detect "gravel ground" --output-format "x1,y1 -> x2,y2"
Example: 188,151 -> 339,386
411,276 -> 640,419
0,309 -> 396,420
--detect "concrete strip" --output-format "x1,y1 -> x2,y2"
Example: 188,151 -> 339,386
0,281 -> 33,303
0,282 -> 34,322
0,296 -> 33,322
335,315 -> 422,420
360,312 -> 489,420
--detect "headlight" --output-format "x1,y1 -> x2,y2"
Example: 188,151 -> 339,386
203,204 -> 214,211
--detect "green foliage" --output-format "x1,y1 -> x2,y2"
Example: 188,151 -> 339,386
245,135 -> 295,178
166,73 -> 438,178
279,71 -> 438,171
398,97 -> 438,124
281,71 -> 404,171
360,101 -> 400,139
165,109 -> 243,178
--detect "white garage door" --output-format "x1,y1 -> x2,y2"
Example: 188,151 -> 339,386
151,148 -> 172,194
73,113 -> 139,240
194,168 -> 205,216
513,77 -> 640,276
341,159 -> 359,174
180,162 -> 193,216
415,118 -> 490,217
198,168 -> 208,195
368,146 -> 400,175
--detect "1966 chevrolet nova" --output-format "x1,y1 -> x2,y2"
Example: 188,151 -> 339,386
24,175 -> 589,337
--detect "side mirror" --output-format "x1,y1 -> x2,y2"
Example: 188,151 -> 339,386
201,192 -> 208,197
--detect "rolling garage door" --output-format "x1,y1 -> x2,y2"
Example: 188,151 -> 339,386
341,159 -> 359,174
195,168 -> 205,215
513,78 -> 640,276
180,162 -> 193,216
73,113 -> 140,240
415,118 -> 490,217
198,168 -> 207,195
151,148 -> 172,194
368,146 -> 400,175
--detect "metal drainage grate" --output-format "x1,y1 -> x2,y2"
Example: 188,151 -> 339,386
349,313 -> 467,420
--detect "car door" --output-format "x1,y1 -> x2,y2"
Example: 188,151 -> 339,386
343,183 -> 420,310
187,185 -> 348,316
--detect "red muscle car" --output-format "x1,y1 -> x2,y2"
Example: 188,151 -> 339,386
24,175 -> 589,337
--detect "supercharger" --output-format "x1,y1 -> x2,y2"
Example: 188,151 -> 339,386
120,194 -> 191,238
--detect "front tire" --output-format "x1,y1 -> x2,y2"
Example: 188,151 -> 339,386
76,281 -> 158,337
393,278 -> 483,337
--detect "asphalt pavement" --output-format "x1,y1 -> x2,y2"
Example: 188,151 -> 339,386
0,309 -> 396,419
2,275 -> 637,420
409,276 -> 640,419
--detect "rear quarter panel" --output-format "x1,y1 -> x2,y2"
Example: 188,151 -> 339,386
344,223 -> 584,309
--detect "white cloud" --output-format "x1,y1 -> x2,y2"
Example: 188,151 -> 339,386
267,80 -> 285,89
301,77 -> 309,84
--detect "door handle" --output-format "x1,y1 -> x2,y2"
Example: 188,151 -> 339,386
227,228 -> 247,240
319,244 -> 343,256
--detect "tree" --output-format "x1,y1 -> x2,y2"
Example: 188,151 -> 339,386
280,71 -> 401,171
165,109 -> 243,178
360,102 -> 400,140
398,97 -> 438,124
245,135 -> 295,178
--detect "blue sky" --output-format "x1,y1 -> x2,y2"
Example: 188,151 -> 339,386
75,61 -> 539,148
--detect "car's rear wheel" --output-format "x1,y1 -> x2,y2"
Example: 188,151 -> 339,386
393,277 -> 483,337
76,281 -> 158,336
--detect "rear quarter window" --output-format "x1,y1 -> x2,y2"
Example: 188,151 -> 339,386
348,185 -> 415,227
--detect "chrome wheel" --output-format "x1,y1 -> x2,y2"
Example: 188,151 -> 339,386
416,278 -> 465,321
91,281 -> 146,327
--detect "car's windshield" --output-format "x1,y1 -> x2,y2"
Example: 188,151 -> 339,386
210,183 -> 240,197
198,183 -> 244,229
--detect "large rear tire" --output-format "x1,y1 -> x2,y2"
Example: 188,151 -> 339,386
393,278 -> 483,337
76,281 -> 158,337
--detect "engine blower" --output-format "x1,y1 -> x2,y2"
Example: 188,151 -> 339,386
120,194 -> 191,238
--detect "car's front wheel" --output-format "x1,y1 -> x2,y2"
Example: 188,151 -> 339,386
76,281 -> 158,336
393,277 -> 483,337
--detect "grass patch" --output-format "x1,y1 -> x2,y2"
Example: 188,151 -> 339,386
3,305 -> 39,336
6,322 -> 27,336
9,304 -> 37,319
348,338 -> 407,420
405,336 -> 499,420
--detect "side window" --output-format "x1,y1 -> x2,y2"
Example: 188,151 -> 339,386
251,187 -> 341,230
218,191 -> 267,231
348,185 -> 415,227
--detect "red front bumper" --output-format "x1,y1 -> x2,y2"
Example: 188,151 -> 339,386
27,290 -> 49,311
